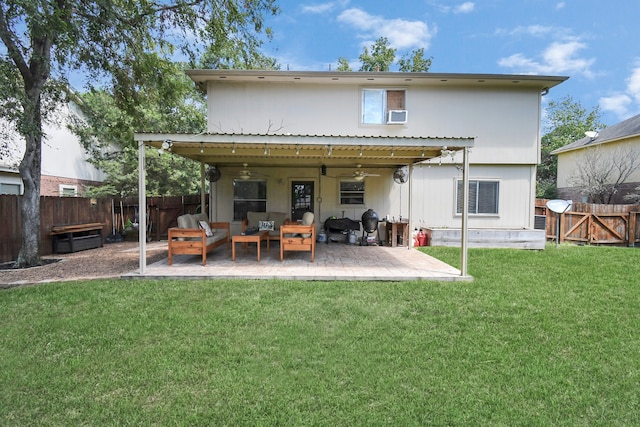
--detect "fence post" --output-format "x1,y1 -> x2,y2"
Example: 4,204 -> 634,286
629,212 -> 637,247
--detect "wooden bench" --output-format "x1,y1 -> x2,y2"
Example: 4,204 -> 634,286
50,223 -> 104,254
280,223 -> 316,262
167,221 -> 230,266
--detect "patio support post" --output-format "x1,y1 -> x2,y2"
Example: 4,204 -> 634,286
138,141 -> 147,274
200,162 -> 206,214
461,146 -> 470,277
408,163 -> 414,249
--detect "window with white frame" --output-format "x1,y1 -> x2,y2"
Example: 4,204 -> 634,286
339,180 -> 365,205
361,89 -> 406,124
456,180 -> 499,215
233,179 -> 267,221
59,184 -> 78,197
0,183 -> 21,195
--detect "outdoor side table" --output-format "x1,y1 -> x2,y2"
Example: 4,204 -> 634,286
232,231 -> 270,261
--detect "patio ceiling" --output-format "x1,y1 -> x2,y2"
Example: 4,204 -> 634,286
134,132 -> 475,168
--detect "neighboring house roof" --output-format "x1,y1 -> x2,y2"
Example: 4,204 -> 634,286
552,113 -> 640,155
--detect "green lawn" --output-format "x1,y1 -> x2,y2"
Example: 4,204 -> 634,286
1,244 -> 639,426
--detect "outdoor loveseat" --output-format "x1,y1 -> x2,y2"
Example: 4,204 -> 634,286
167,213 -> 230,266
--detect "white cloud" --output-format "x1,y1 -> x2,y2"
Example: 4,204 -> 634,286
599,94 -> 633,118
337,8 -> 435,50
556,2 -> 566,9
498,39 -> 595,77
301,0 -> 350,14
454,2 -> 475,14
599,61 -> 640,119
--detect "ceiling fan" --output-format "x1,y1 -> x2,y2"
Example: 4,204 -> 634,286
236,163 -> 268,180
341,164 -> 381,181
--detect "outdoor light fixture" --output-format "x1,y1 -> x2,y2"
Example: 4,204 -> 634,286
421,147 -> 425,157
161,139 -> 173,150
585,131 -> 599,140
296,145 -> 300,156
359,145 -> 363,157
391,148 -> 395,157
231,143 -> 236,154
327,145 -> 332,156
200,142 -> 204,154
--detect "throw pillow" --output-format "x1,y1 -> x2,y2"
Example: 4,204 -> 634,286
198,220 -> 214,237
259,220 -> 275,231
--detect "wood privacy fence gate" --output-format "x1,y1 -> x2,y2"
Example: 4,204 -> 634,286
536,200 -> 640,247
0,194 -> 204,263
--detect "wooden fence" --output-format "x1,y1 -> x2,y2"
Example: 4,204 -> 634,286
536,199 -> 640,247
0,194 -> 204,263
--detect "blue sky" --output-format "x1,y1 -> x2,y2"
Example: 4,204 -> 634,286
260,0 -> 640,127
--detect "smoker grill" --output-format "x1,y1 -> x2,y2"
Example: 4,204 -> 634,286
361,209 -> 381,246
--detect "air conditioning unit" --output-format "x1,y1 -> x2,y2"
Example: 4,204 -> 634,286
387,110 -> 408,124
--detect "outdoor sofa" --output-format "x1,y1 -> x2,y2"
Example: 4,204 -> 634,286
167,213 -> 230,266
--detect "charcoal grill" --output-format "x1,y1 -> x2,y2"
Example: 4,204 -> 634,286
361,208 -> 381,246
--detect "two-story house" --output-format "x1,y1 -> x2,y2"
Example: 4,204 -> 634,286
135,70 -> 567,258
0,100 -> 106,196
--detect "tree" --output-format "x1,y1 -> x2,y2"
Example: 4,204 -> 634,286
538,96 -> 606,198
340,37 -> 432,72
398,48 -> 432,72
336,57 -> 352,72
71,73 -> 206,198
0,0 -> 279,268
568,145 -> 640,204
359,37 -> 396,72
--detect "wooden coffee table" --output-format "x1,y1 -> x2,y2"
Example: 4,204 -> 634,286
232,231 -> 270,261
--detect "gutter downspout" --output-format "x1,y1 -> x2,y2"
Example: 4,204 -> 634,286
138,141 -> 147,274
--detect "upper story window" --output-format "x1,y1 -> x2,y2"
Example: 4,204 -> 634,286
362,89 -> 406,124
456,180 -> 500,215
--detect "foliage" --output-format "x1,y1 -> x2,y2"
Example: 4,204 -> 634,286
397,48 -> 433,72
567,145 -> 640,204
335,57 -> 352,72
1,245 -> 640,425
538,96 -> 606,198
70,61 -> 207,198
0,0 -> 279,266
358,37 -> 396,71
341,37 -> 432,72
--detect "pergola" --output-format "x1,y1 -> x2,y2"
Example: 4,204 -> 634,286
134,132 -> 475,277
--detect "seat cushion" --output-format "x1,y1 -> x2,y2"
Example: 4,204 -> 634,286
193,213 -> 209,224
247,211 -> 269,228
177,214 -> 198,229
269,212 -> 288,230
301,212 -> 314,237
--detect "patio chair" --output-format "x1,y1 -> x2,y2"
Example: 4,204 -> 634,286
280,211 -> 316,261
